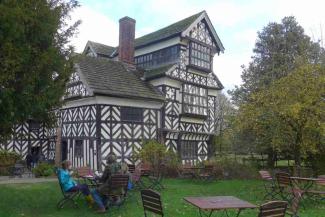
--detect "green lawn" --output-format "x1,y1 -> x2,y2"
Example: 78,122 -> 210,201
0,179 -> 324,217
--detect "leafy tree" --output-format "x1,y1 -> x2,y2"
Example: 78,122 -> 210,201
0,0 -> 80,140
229,16 -> 325,105
236,64 -> 325,167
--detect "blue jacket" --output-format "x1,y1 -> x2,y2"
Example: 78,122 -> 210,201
58,168 -> 76,192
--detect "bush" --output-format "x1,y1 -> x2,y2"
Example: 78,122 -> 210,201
32,163 -> 54,177
0,150 -> 21,166
137,140 -> 180,177
205,157 -> 258,179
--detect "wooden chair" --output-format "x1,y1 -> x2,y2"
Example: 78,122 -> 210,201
141,189 -> 164,217
75,166 -> 97,187
287,189 -> 303,217
105,174 -> 129,207
127,164 -> 136,174
55,168 -> 80,209
275,172 -> 294,201
198,165 -> 214,181
258,201 -> 288,217
259,170 -> 280,199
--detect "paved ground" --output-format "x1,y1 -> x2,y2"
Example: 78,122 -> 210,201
0,176 -> 57,185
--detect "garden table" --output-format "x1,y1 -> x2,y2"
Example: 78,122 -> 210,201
184,196 -> 257,217
290,177 -> 320,192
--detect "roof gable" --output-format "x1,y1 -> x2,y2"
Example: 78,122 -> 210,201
182,11 -> 224,52
83,41 -> 116,57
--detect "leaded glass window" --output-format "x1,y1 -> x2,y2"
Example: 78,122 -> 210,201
182,84 -> 207,116
181,141 -> 198,159
189,41 -> 211,71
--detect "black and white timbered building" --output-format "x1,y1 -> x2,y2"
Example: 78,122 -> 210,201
0,11 -> 225,170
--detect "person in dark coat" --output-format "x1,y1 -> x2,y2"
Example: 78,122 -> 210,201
26,152 -> 32,170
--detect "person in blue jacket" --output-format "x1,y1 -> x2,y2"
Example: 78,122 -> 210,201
58,160 -> 94,205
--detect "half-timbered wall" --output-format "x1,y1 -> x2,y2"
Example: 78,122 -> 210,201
65,72 -> 89,99
0,123 -> 57,160
100,105 -> 159,167
60,105 -> 98,170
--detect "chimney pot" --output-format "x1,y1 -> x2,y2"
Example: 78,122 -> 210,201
118,16 -> 136,64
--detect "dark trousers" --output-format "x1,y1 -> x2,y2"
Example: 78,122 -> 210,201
68,184 -> 90,196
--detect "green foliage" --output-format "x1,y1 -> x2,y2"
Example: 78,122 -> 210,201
137,140 -> 180,176
229,16 -> 325,105
32,162 -> 54,177
0,0 -> 80,140
205,157 -> 258,180
0,150 -> 21,166
236,64 -> 325,166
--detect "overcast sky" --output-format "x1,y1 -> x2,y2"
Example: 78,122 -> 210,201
70,0 -> 325,93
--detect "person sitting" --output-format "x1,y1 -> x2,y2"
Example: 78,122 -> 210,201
91,153 -> 124,213
58,160 -> 94,206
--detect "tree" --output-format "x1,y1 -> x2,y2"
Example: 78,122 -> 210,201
0,0 -> 80,140
229,16 -> 325,106
236,64 -> 325,167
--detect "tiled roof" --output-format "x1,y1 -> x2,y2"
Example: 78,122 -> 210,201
144,64 -> 175,79
75,56 -> 164,101
88,41 -> 116,57
134,11 -> 204,48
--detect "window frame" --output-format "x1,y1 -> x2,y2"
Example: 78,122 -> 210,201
181,140 -> 198,159
120,107 -> 144,123
189,41 -> 212,72
182,83 -> 208,117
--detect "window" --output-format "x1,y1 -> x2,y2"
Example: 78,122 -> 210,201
181,141 -> 198,159
75,140 -> 83,157
135,45 -> 180,69
183,84 -> 207,116
121,107 -> 143,122
190,41 -> 211,71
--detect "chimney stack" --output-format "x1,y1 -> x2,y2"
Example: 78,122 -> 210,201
118,16 -> 136,64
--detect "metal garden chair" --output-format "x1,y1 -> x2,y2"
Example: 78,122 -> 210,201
55,168 -> 80,209
198,165 -> 215,181
259,170 -> 280,199
141,189 -> 164,217
258,201 -> 288,217
104,174 -> 129,207
275,172 -> 294,201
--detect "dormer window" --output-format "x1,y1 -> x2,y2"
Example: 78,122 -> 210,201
182,84 -> 207,116
189,41 -> 212,72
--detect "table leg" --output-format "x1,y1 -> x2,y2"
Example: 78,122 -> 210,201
236,209 -> 242,217
198,209 -> 213,217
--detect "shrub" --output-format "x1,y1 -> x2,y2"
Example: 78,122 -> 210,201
32,163 -> 54,177
137,140 -> 180,177
0,150 -> 21,166
206,157 -> 258,179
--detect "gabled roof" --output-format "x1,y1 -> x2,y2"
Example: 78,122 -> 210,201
134,11 -> 204,48
75,56 -> 164,101
84,41 -> 116,57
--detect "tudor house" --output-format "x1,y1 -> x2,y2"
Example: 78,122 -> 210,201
0,11 -> 224,171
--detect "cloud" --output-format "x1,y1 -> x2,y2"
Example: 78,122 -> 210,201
69,6 -> 118,52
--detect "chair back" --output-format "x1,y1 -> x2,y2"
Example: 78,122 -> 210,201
127,164 -> 136,174
275,172 -> 291,188
259,170 -> 273,180
258,201 -> 288,217
110,174 -> 129,196
141,189 -> 164,216
76,166 -> 93,177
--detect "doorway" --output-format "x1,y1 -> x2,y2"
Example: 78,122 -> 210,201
61,141 -> 68,162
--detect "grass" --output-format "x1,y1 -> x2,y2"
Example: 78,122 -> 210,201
0,179 -> 324,217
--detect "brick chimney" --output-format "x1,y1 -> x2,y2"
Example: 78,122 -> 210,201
118,16 -> 136,64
